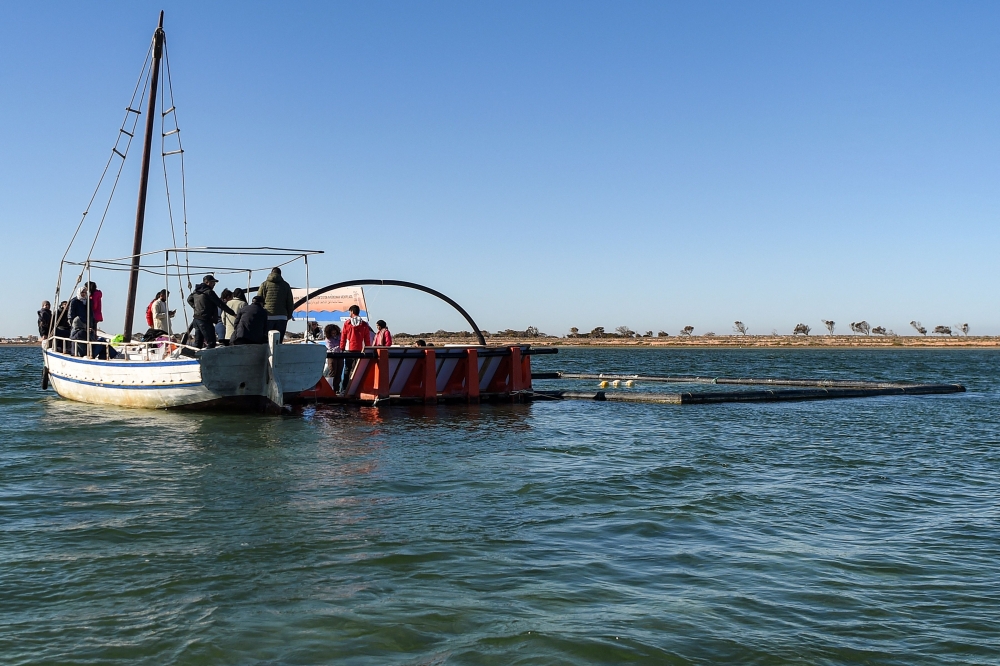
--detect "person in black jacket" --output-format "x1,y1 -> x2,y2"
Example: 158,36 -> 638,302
230,296 -> 269,345
67,287 -> 93,330
53,301 -> 70,352
37,301 -> 52,340
186,275 -> 235,348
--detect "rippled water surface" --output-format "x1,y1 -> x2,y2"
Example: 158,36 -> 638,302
2,346 -> 999,664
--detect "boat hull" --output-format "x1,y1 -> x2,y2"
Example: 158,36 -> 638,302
43,337 -> 326,412
44,350 -> 214,408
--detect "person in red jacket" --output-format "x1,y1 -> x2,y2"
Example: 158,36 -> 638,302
87,282 -> 103,327
339,305 -> 373,392
372,320 -> 392,346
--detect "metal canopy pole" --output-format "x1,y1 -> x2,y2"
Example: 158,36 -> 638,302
122,11 -> 165,341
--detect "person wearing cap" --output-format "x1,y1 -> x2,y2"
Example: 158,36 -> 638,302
186,275 -> 235,348
257,266 -> 295,343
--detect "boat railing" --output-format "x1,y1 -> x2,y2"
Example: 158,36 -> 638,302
43,335 -> 201,361
326,346 -> 559,360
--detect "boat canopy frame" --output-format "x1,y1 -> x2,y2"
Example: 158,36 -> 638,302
54,246 -> 324,340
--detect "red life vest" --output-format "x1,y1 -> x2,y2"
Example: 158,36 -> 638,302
145,300 -> 155,328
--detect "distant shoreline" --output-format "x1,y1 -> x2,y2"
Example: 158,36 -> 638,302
6,336 -> 998,349
396,334 -> 1000,349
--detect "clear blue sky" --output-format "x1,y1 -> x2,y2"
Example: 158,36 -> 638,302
2,1 -> 998,337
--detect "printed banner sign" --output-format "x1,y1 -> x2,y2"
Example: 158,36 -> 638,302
292,287 -> 367,322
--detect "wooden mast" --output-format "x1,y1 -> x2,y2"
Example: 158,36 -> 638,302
123,11 -> 165,341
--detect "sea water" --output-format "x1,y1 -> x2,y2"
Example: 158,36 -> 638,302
1,346 -> 998,664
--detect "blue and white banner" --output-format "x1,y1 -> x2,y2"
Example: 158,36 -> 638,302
292,287 -> 367,322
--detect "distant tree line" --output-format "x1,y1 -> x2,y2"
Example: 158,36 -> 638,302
405,320 -> 975,341
561,319 -> 972,338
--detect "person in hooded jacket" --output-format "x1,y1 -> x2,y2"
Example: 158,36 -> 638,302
230,296 -> 269,345
257,267 -> 294,342
37,301 -> 52,340
187,275 -> 235,348
224,288 -> 247,341
53,301 -> 71,352
339,305 -> 373,393
68,287 -> 93,330
340,305 -> 373,351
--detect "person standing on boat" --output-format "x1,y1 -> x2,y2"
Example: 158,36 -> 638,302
340,305 -> 373,350
37,301 -> 52,340
230,296 -> 269,345
145,293 -> 157,329
151,290 -> 176,334
373,320 -> 392,346
323,323 -> 343,392
68,287 -> 94,356
339,304 -> 373,392
215,289 -> 233,345
224,288 -> 247,341
68,286 -> 93,330
187,275 -> 235,349
257,267 -> 294,343
87,282 -> 103,329
53,301 -> 71,352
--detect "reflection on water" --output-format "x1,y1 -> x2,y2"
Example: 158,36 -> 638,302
2,346 -> 999,664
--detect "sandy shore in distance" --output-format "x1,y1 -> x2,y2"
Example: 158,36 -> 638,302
7,336 -> 998,349
395,335 -> 1000,349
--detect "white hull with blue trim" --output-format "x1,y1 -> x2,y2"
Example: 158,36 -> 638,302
42,333 -> 326,411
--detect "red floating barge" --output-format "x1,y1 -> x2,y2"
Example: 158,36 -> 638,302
297,345 -> 557,405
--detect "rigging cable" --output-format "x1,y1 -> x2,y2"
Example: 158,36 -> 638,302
52,40 -> 153,322
159,37 -> 192,331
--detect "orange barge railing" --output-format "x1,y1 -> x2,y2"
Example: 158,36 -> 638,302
296,345 -> 557,405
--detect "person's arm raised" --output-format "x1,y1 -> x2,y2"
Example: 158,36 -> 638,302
212,292 -> 236,316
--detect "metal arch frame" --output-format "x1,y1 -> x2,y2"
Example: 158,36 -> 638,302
251,279 -> 487,346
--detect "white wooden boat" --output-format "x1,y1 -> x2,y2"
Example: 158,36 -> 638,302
43,332 -> 325,412
42,12 -> 326,412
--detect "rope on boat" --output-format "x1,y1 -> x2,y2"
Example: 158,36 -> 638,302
51,40 -> 155,336
159,35 -> 192,331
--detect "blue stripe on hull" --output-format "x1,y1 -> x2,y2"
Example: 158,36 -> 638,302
48,372 -> 203,390
43,349 -> 199,368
